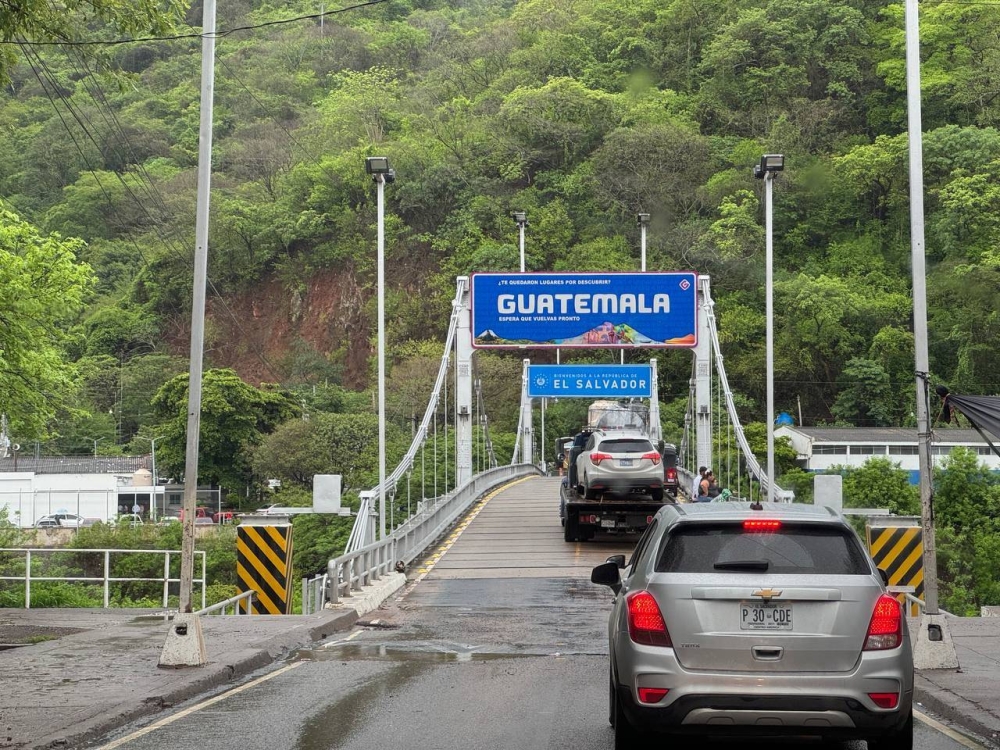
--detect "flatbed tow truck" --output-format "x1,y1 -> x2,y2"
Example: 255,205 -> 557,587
560,481 -> 666,542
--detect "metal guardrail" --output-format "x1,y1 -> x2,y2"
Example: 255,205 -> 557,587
0,547 -> 207,610
195,590 -> 254,616
304,465 -> 539,614
902,592 -> 954,617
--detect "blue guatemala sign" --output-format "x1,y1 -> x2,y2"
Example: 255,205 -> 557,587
471,272 -> 697,349
527,365 -> 652,398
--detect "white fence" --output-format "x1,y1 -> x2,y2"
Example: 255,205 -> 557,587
0,547 -> 207,609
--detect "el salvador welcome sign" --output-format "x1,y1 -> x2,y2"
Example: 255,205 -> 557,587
471,272 -> 698,349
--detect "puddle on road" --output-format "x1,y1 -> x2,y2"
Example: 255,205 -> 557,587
295,661 -> 422,750
297,642 -> 539,664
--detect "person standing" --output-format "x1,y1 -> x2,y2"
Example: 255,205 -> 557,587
694,466 -> 707,499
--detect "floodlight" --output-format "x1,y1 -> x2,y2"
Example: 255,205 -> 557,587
512,211 -> 528,226
365,156 -> 391,175
636,212 -> 650,226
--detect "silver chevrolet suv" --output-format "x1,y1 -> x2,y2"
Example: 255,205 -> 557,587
592,502 -> 913,749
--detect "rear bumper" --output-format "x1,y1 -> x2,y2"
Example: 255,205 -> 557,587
618,687 -> 913,738
614,637 -> 913,739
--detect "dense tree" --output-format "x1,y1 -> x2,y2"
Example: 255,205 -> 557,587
150,368 -> 298,493
0,205 -> 95,437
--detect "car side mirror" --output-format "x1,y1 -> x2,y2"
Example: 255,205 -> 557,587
606,554 -> 626,568
591,561 -> 622,594
878,568 -> 889,586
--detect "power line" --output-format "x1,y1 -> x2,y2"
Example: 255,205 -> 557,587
0,1 -> 388,47
18,42 -> 288,385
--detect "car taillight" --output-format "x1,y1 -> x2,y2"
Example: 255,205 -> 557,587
743,519 -> 782,532
642,452 -> 661,465
864,594 -> 903,650
626,591 -> 672,647
868,692 -> 899,709
591,452 -> 612,465
665,468 -> 677,481
637,687 -> 669,704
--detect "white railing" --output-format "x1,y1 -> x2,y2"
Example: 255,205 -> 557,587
901,591 -> 954,617
195,590 -> 254,616
0,547 -> 206,610
305,465 -> 539,613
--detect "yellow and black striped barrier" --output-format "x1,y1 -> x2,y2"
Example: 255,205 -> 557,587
237,518 -> 294,615
866,520 -> 923,616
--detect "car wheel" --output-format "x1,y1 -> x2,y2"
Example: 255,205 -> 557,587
584,476 -> 598,500
612,679 -> 644,748
868,710 -> 913,750
650,488 -> 664,502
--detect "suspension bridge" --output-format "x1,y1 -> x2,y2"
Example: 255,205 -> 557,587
302,273 -> 790,612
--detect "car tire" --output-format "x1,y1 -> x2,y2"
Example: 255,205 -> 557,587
584,476 -> 598,500
611,678 -> 644,748
868,710 -> 913,750
650,488 -> 664,502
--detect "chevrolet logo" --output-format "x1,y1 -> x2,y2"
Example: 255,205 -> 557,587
752,588 -> 782,601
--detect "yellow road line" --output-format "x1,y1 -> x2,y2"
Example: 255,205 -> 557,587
915,708 -> 988,749
396,475 -> 538,599
96,662 -> 304,749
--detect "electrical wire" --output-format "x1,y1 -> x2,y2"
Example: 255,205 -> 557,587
0,1 -> 389,47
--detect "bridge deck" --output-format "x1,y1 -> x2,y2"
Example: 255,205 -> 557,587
423,475 -> 636,580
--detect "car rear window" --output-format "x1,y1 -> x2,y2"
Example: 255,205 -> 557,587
599,439 -> 653,454
656,523 -> 871,575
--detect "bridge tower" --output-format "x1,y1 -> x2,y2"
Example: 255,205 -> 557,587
455,277 -> 474,487
694,276 -> 713,473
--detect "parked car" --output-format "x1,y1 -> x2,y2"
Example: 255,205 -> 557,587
194,516 -> 216,526
116,513 -> 144,527
213,511 -> 236,524
156,517 -> 181,527
575,429 -> 664,501
591,502 -> 913,750
35,513 -> 86,528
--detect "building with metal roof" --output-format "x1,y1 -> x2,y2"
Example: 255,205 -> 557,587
775,426 -> 1000,483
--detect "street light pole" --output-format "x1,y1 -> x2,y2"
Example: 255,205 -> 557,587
365,157 -> 395,541
904,0 -> 959,669
90,437 -> 105,458
754,155 -> 784,502
513,212 -> 528,272
637,213 -> 650,272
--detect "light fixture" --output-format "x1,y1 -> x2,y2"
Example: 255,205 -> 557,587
754,154 -> 784,178
365,156 -> 391,175
636,212 -> 650,226
512,211 -> 528,226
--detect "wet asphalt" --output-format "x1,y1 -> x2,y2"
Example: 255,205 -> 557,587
90,478 -> 985,750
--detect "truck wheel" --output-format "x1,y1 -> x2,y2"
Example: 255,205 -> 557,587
564,516 -> 578,542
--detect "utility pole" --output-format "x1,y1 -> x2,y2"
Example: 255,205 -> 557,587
905,0 -> 958,670
161,0 -> 215,668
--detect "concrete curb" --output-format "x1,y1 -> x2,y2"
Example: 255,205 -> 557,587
27,609 -> 357,750
327,573 -> 407,619
914,674 -> 1000,749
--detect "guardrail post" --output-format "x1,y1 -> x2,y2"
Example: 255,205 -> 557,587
103,550 -> 110,608
163,552 -> 170,608
25,550 -> 31,609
